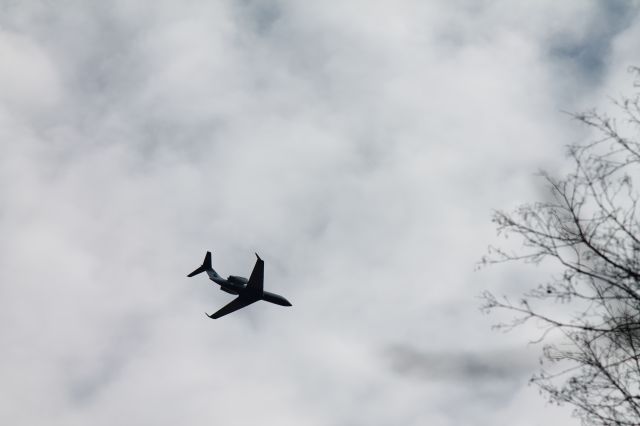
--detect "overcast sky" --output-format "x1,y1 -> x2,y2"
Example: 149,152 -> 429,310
2,1 -> 640,425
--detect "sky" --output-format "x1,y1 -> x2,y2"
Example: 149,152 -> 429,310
1,1 -> 640,425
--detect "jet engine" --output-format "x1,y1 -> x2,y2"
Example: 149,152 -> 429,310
227,275 -> 248,285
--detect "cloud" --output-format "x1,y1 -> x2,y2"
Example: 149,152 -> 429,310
385,344 -> 535,383
2,1 -> 640,425
0,29 -> 61,112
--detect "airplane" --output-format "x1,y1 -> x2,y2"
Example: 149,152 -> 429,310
187,251 -> 292,319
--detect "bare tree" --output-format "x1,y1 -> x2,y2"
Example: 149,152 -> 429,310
481,68 -> 640,426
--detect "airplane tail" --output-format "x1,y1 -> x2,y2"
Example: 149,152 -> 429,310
187,251 -> 217,277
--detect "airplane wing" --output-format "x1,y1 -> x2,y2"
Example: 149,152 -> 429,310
245,253 -> 264,297
207,297 -> 256,319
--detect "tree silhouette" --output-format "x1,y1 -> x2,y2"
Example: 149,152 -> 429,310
482,68 -> 640,426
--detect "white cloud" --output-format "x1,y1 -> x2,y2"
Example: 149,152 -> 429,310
0,29 -> 61,111
2,1 -> 639,425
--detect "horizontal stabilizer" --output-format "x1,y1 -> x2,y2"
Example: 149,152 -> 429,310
187,266 -> 206,277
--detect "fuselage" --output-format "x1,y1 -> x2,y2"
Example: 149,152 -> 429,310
207,272 -> 291,306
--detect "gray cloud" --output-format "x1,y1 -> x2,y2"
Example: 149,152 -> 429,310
383,344 -> 558,425
385,344 -> 535,384
547,1 -> 640,93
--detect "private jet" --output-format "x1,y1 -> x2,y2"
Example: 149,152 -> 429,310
187,252 -> 292,319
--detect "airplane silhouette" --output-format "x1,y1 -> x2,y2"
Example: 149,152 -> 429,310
187,252 -> 292,319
